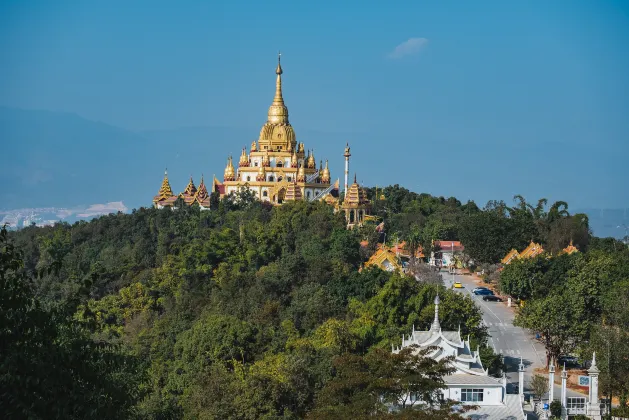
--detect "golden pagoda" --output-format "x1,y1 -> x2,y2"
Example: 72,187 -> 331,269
220,54 -> 334,204
181,176 -> 198,205
561,240 -> 579,255
151,54 -> 343,208
342,174 -> 371,228
153,170 -> 178,208
193,175 -> 211,208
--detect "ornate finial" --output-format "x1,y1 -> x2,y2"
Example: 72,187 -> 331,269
430,293 -> 441,332
276,51 -> 283,75
354,173 -> 357,184
267,53 -> 288,124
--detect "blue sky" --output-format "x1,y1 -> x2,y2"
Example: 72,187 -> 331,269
1,0 -> 628,209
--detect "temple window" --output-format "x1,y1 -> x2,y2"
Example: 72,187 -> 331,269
278,176 -> 283,182
254,162 -> 258,167
262,190 -> 268,197
268,176 -> 274,182
307,191 -> 311,199
277,161 -> 283,167
461,389 -> 484,403
246,176 -> 251,182
287,176 -> 292,182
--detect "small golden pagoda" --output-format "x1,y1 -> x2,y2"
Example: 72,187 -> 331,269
153,170 -> 178,208
193,175 -> 211,208
561,241 -> 579,255
342,174 -> 371,228
181,176 -> 198,206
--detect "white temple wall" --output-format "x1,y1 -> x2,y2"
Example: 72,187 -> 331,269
443,385 -> 503,406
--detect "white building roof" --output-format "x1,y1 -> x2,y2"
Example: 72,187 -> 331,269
443,374 -> 503,386
459,394 -> 525,419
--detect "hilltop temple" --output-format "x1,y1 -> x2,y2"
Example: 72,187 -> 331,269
153,54 -> 348,208
151,55 -> 375,229
220,55 -> 336,204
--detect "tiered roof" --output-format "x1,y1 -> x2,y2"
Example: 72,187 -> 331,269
519,241 -> 544,259
561,241 -> 579,255
342,174 -> 370,209
193,175 -> 211,208
365,246 -> 402,272
501,249 -> 520,265
153,170 -> 178,207
394,295 -> 492,378
181,177 -> 198,205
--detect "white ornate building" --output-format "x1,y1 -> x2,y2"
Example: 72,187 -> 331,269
393,295 -> 525,419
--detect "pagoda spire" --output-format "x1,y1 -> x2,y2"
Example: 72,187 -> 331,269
157,169 -> 173,198
267,52 -> 288,125
430,294 -> 441,332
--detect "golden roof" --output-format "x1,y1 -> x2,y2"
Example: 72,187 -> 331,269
251,140 -> 257,152
297,165 -> 306,182
181,176 -> 198,205
307,150 -> 316,169
519,241 -> 544,259
321,160 -> 330,183
194,175 -> 211,207
256,163 -> 266,181
501,249 -> 520,265
262,150 -> 270,167
224,156 -> 235,181
561,241 -> 579,255
342,174 -> 370,208
365,246 -> 402,272
284,181 -> 302,201
291,151 -> 298,167
153,169 -> 174,202
239,147 -> 248,166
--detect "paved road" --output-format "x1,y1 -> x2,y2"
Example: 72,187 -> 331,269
442,270 -> 586,402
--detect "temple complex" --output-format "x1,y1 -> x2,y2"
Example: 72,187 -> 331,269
151,54 -> 374,229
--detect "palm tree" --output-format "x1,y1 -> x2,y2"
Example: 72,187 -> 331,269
547,201 -> 569,224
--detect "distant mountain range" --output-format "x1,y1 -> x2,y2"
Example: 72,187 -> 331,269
1,106 -> 627,239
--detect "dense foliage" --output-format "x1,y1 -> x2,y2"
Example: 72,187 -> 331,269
365,187 -> 589,264
500,240 -> 629,412
3,190 -> 492,419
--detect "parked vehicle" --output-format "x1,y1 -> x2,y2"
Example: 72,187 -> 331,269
453,282 -> 463,288
474,289 -> 494,296
482,295 -> 503,302
558,354 -> 579,366
472,287 -> 489,293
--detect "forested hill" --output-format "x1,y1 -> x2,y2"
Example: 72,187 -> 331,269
2,187 -> 624,419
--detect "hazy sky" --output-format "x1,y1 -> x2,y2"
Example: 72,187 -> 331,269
1,0 -> 628,208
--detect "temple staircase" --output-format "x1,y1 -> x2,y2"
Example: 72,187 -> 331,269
311,182 -> 336,202
306,170 -> 319,184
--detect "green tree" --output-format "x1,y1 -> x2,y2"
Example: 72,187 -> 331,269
0,226 -> 140,419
